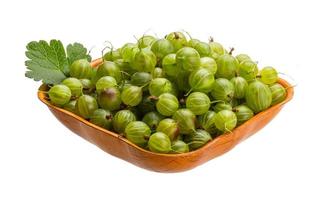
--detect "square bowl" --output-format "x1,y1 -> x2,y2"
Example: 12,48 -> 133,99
38,59 -> 294,173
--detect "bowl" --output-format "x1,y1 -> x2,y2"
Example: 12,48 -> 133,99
38,59 -> 294,173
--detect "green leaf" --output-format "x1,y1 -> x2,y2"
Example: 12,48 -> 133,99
25,40 -> 69,84
67,43 -> 92,65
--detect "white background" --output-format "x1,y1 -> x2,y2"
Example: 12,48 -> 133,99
0,0 -> 317,199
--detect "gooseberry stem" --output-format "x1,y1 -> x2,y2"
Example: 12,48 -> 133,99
208,36 -> 214,43
229,47 -> 234,55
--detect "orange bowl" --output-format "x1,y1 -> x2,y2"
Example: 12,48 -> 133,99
38,59 -> 294,173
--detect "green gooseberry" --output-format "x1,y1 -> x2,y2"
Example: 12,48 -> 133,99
165,31 -> 188,51
130,72 -> 152,91
103,49 -> 122,61
138,35 -> 156,48
69,59 -> 92,79
62,77 -> 83,98
63,100 -> 77,113
209,39 -> 225,59
215,53 -> 239,79
188,38 -> 201,48
148,132 -> 172,153
198,111 -> 217,133
152,67 -> 164,78
156,93 -> 179,116
80,79 -> 95,94
232,105 -> 254,125
94,61 -> 121,83
213,102 -> 232,113
270,83 -> 287,105
75,95 -> 98,119
211,78 -> 235,102
142,111 -> 164,130
137,95 -> 156,115
120,43 -> 139,62
193,41 -> 211,57
176,47 -> 200,72
238,60 -> 258,82
48,84 -> 72,107
186,92 -> 211,115
176,71 -> 191,92
96,76 -> 117,94
184,129 -> 212,150
151,39 -> 175,62
162,54 -> 180,77
214,110 -> 237,132
245,80 -> 272,113
114,59 -> 136,77
230,76 -> 248,99
200,57 -> 217,74
149,78 -> 173,97
112,110 -> 136,134
172,109 -> 196,134
121,85 -> 143,106
156,118 -> 179,141
125,121 -> 151,147
131,48 -> 157,72
236,54 -> 251,63
171,140 -> 189,153
90,109 -> 113,129
260,66 -> 278,85
189,68 -> 215,93
97,87 -> 122,111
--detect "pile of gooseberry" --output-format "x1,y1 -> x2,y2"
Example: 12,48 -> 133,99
47,31 -> 287,154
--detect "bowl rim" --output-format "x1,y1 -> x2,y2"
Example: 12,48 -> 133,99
38,58 -> 294,157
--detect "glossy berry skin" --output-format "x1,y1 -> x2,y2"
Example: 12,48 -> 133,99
193,42 -> 211,57
211,78 -> 235,102
80,79 -> 95,94
236,54 -> 251,63
103,50 -> 121,61
97,87 -> 122,111
152,67 -> 164,78
186,92 -> 211,115
142,111 -> 164,130
48,84 -> 72,107
121,85 -> 143,106
69,59 -> 92,79
95,76 -> 117,94
238,60 -> 258,82
214,110 -> 237,132
245,80 -> 272,113
172,109 -> 196,134
270,83 -> 287,105
184,129 -> 212,150
94,61 -> 122,83
215,54 -> 239,79
112,110 -> 136,134
209,41 -> 225,60
232,105 -> 254,125
156,118 -> 179,141
198,111 -> 217,133
63,100 -> 77,113
162,54 -> 180,77
156,93 -> 179,116
230,76 -> 248,99
130,72 -> 152,91
149,78 -> 173,97
165,32 -> 188,51
125,121 -> 151,147
138,35 -> 156,48
176,47 -> 201,72
260,66 -> 278,85
75,95 -> 98,119
189,68 -> 215,93
131,48 -> 157,73
151,39 -> 175,61
200,57 -> 217,74
171,140 -> 189,153
62,77 -> 83,98
148,132 -> 172,153
213,102 -> 232,113
90,109 -> 113,129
